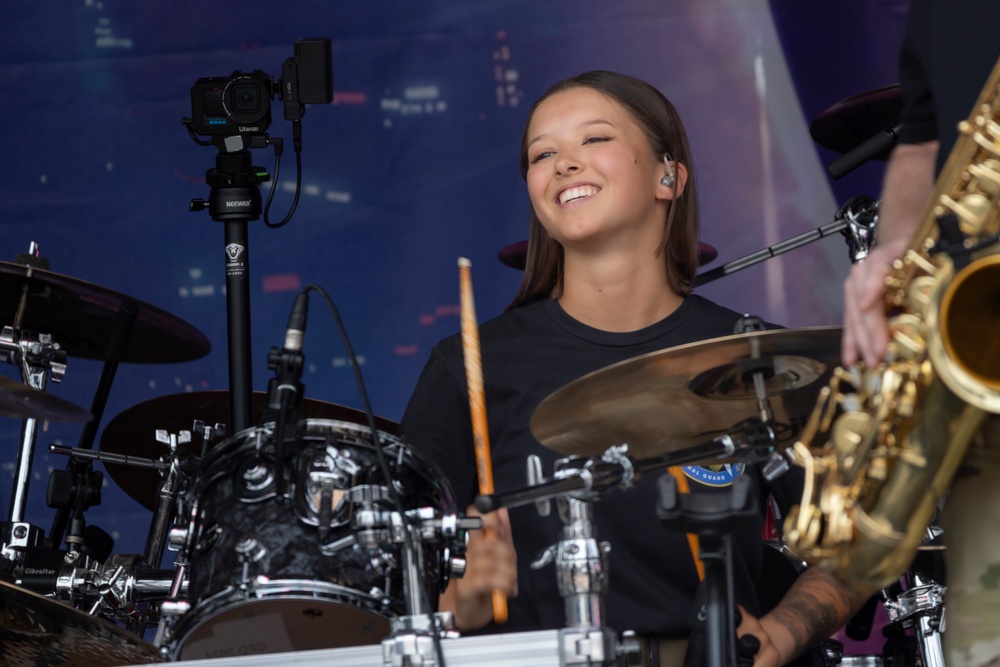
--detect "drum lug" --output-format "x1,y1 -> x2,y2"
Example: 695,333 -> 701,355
447,555 -> 467,579
167,527 -> 188,552
234,534 -> 267,563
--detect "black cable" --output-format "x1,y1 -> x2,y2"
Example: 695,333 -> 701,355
305,283 -> 448,667
264,121 -> 303,229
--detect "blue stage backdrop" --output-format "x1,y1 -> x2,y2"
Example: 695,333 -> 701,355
2,0 -> 905,560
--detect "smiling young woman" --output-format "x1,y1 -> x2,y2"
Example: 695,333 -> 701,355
400,70 -> 866,667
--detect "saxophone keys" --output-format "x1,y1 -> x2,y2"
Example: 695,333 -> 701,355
889,313 -> 927,359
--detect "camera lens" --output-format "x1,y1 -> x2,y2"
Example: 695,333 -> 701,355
232,85 -> 259,112
222,73 -> 271,126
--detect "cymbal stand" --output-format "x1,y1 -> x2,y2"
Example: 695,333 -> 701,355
655,473 -> 759,667
48,300 -> 137,550
528,452 -> 627,667
143,429 -> 192,570
882,571 -> 946,667
1,320 -> 68,570
378,507 -> 478,667
476,429 -> 778,667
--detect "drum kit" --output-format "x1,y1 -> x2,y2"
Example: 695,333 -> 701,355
0,85 -> 946,667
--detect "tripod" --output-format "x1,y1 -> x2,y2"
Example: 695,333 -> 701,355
189,141 -> 270,434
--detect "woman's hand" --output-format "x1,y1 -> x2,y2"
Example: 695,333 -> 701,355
438,506 -> 518,630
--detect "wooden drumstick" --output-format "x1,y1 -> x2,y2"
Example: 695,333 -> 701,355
457,256 -> 508,624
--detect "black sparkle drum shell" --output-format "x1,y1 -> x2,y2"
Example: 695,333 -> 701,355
168,418 -> 456,660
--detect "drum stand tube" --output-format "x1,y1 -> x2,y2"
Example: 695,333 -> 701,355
1,327 -> 63,567
526,455 -> 634,667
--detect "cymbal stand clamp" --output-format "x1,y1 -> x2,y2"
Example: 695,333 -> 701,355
528,457 -> 633,667
380,507 -> 469,667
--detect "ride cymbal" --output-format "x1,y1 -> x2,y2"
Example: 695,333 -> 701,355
0,375 -> 92,422
530,327 -> 841,459
0,261 -> 210,364
0,580 -> 162,666
99,390 -> 398,510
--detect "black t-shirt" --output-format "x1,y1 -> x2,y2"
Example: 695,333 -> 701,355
897,0 -> 1000,171
400,295 -> 803,637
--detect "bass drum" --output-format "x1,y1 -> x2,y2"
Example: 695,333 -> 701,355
166,417 -> 456,660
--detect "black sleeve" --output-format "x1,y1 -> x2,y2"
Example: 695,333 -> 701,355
399,341 -> 479,509
896,0 -> 938,145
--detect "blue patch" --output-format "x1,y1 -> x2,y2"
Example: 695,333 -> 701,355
682,463 -> 746,487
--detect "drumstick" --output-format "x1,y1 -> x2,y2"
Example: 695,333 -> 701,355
457,256 -> 508,624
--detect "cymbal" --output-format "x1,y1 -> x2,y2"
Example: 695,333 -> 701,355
100,391 -> 398,510
530,327 -> 841,459
0,580 -> 162,666
810,84 -> 901,157
498,240 -> 719,270
0,375 -> 92,422
0,261 -> 211,364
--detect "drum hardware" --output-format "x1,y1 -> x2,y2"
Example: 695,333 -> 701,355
475,421 -> 781,666
880,572 -> 946,667
1,248 -> 95,575
98,390 -> 396,511
656,473 -> 761,667
157,418 -> 462,660
143,429 -> 193,570
380,507 -> 475,667
693,196 -> 879,287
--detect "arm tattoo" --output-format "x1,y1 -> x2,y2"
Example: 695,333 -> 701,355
768,568 -> 865,653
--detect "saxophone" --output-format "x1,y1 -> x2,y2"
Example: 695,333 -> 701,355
784,56 -> 1000,594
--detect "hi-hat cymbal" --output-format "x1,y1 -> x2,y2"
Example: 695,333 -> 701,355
0,375 -> 92,422
0,580 -> 162,666
530,327 -> 841,459
100,391 -> 398,510
498,240 -> 719,270
810,84 -> 901,157
0,261 -> 211,364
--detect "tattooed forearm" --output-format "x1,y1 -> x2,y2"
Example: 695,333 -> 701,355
764,567 -> 868,657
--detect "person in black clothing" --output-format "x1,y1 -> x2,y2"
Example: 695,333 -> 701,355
841,2 -> 1000,666
402,70 -> 865,666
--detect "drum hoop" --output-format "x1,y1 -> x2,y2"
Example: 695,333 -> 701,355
168,579 -> 392,659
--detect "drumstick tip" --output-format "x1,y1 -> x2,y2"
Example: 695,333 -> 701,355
458,257 -> 472,268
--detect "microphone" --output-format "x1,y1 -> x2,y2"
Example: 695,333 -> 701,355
267,290 -> 309,409
827,119 -> 902,180
266,290 -> 309,497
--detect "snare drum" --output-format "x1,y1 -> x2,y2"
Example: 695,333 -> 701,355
165,418 -> 456,660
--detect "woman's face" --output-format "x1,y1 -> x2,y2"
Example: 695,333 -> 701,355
524,86 -> 675,252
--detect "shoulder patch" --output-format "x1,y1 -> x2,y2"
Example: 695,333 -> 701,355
682,463 -> 746,487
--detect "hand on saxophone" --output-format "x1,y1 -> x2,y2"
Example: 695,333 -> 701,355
438,505 -> 518,630
841,238 -> 909,368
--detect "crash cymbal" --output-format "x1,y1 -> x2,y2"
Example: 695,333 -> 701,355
0,261 -> 210,364
530,327 -> 841,459
0,580 -> 161,666
0,375 -> 92,422
810,84 -> 902,157
498,240 -> 719,270
100,390 -> 398,510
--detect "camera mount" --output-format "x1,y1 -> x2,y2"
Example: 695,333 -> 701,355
183,39 -> 332,433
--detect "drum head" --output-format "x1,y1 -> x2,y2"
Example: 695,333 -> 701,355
175,591 -> 390,660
